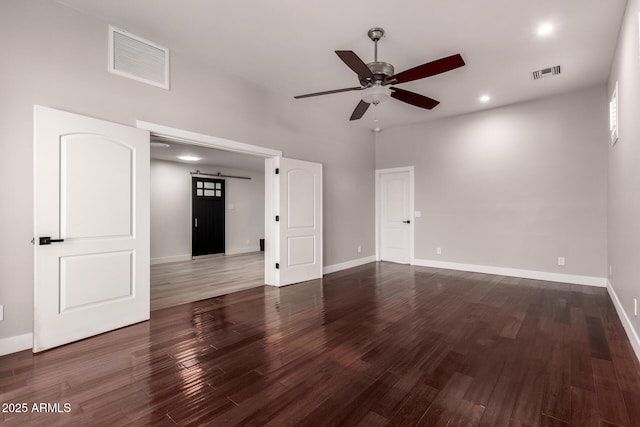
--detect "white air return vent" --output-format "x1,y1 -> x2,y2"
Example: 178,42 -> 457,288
108,26 -> 170,90
531,65 -> 561,80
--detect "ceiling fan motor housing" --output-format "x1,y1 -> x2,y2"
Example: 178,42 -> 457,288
361,61 -> 395,86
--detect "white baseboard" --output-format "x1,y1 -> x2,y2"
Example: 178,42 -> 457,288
225,246 -> 261,256
607,280 -> 640,363
411,258 -> 608,287
0,333 -> 32,356
324,255 -> 376,275
150,254 -> 191,265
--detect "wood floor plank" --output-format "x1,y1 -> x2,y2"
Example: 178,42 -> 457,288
1,262 -> 639,426
540,414 -> 570,426
510,358 -> 549,427
570,386 -> 600,427
417,372 -> 474,426
586,316 -> 612,360
448,399 -> 485,426
386,379 -> 439,426
150,252 -> 264,310
542,341 -> 572,422
592,358 -> 631,426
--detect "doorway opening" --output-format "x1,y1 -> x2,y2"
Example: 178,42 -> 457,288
139,121 -> 282,310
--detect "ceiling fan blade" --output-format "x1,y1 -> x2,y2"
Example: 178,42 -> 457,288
335,50 -> 375,80
390,87 -> 440,110
391,54 -> 465,84
294,86 -> 362,99
350,100 -> 370,121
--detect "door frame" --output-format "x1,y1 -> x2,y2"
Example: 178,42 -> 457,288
136,121 -> 283,285
375,166 -> 415,264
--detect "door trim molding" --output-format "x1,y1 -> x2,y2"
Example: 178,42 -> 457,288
136,121 -> 283,158
375,166 -> 415,264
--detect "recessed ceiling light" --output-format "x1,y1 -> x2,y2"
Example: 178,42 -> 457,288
537,23 -> 553,36
479,94 -> 491,103
150,142 -> 170,148
177,155 -> 201,161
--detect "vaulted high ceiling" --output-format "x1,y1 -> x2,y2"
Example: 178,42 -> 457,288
55,0 -> 626,131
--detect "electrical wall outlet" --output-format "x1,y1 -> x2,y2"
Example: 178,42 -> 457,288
634,298 -> 638,317
414,211 -> 422,218
558,257 -> 565,266
609,265 -> 613,276
357,245 -> 362,253
0,305 -> 3,321
436,247 -> 442,255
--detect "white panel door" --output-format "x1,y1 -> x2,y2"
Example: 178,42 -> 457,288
380,170 -> 412,263
277,158 -> 322,286
34,106 -> 150,352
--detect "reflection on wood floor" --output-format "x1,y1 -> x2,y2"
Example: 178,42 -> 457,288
2,262 -> 639,426
150,252 -> 264,311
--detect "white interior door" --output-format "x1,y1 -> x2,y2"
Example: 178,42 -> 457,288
378,168 -> 413,264
34,106 -> 150,352
266,157 -> 322,286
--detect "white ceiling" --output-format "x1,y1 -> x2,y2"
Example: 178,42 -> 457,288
55,0 -> 626,131
150,138 -> 265,172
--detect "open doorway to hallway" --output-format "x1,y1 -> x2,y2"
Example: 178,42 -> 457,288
149,137 -> 265,310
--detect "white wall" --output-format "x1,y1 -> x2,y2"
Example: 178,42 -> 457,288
0,0 -> 375,342
150,160 -> 264,264
607,0 -> 640,356
376,86 -> 608,279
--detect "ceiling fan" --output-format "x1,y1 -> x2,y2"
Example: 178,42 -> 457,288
294,27 -> 466,121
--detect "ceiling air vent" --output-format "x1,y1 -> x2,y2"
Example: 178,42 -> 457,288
108,26 -> 170,90
531,65 -> 561,80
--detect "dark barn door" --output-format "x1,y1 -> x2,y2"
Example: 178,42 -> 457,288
192,178 -> 225,256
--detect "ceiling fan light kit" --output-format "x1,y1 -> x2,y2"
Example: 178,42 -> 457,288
361,83 -> 391,105
294,27 -> 465,121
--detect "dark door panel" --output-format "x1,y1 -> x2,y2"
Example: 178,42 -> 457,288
192,178 -> 225,256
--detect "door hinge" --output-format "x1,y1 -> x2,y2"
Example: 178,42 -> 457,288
31,238 -> 35,245
275,215 -> 279,222
275,168 -> 279,175
275,263 -> 280,269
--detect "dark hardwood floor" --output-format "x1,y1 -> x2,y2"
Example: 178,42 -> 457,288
1,262 -> 640,426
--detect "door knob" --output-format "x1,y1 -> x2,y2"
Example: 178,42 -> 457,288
403,220 -> 411,224
39,236 -> 65,245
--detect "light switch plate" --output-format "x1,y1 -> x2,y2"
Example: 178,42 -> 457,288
414,211 -> 421,218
